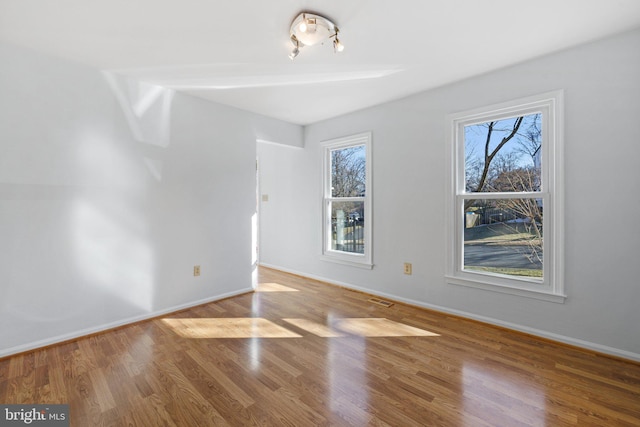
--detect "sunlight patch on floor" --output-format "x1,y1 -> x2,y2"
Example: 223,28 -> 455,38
255,282 -> 300,292
283,318 -> 440,338
161,318 -> 302,338
338,318 -> 440,337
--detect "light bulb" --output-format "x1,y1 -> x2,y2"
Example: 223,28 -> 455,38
334,39 -> 344,53
299,13 -> 308,33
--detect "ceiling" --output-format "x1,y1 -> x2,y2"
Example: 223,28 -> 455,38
1,0 -> 640,125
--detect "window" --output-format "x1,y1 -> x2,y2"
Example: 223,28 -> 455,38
447,91 -> 564,302
322,132 -> 372,268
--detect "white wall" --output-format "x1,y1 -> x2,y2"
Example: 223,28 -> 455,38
258,29 -> 640,360
0,42 -> 301,357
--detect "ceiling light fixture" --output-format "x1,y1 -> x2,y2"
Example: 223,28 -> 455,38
289,12 -> 344,60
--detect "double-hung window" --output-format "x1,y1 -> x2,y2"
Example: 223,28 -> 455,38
322,132 -> 372,268
447,91 -> 564,302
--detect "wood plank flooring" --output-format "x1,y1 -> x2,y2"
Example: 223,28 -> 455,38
1,267 -> 639,426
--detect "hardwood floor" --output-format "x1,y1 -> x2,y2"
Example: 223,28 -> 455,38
1,267 -> 639,426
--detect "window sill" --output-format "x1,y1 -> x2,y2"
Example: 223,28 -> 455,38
321,253 -> 373,269
446,275 -> 566,303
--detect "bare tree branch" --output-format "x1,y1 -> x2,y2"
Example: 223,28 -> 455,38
464,116 -> 524,210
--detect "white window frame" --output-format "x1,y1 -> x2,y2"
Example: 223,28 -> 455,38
446,91 -> 565,303
322,132 -> 373,269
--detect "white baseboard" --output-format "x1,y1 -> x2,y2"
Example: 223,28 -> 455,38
260,263 -> 640,363
0,287 -> 253,359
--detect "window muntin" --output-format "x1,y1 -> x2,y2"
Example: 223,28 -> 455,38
448,92 -> 564,302
322,133 -> 372,268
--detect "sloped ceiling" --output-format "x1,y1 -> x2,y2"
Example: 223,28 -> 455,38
1,0 -> 639,125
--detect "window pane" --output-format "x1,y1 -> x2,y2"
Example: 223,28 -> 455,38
463,198 -> 543,280
330,200 -> 365,254
464,113 -> 541,193
331,145 -> 366,197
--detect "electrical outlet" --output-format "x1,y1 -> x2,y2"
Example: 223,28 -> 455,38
403,262 -> 412,275
194,265 -> 201,276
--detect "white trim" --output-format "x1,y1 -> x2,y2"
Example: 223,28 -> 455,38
259,263 -> 639,362
321,132 -> 373,267
0,287 -> 253,358
446,275 -> 566,303
320,254 -> 373,269
446,90 -> 564,300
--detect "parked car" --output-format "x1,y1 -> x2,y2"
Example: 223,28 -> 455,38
348,212 -> 362,223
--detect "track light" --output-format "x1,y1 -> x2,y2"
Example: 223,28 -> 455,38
288,12 -> 344,59
289,36 -> 300,60
333,29 -> 344,53
289,46 -> 300,60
